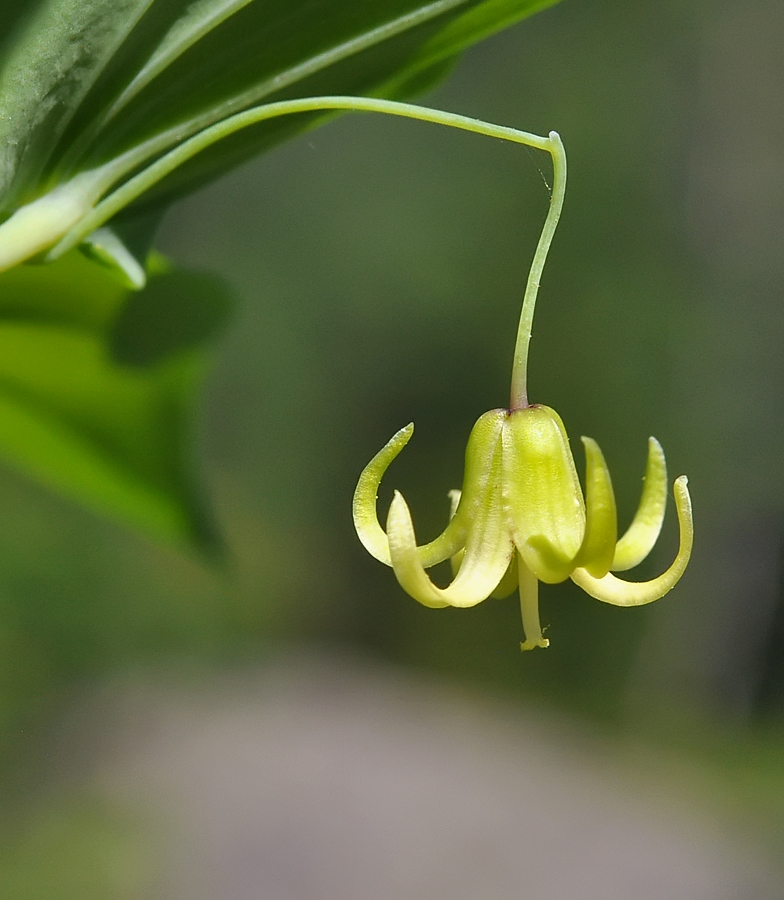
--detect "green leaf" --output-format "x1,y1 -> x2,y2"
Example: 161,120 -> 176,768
377,0 -> 558,94
106,0 -> 560,212
0,252 -> 231,550
2,0 -> 558,217
0,0 -> 156,212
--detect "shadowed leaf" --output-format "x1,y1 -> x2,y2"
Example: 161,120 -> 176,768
0,252 -> 231,551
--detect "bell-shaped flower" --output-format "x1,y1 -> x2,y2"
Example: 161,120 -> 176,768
353,405 -> 692,650
351,124 -> 692,650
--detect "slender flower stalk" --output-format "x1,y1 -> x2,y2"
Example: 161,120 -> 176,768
46,98 -> 554,260
0,97 -> 553,274
509,131 -> 566,410
351,109 -> 693,650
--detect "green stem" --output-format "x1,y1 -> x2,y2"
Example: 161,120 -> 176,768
509,131 -> 566,410
44,96 -> 565,406
46,95 -> 554,261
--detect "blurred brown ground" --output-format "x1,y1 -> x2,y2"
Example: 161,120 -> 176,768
60,650 -> 783,900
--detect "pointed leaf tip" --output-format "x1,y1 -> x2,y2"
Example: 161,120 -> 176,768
0,253 -> 226,552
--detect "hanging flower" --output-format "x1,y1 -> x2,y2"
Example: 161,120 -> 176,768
353,405 -> 692,650
352,129 -> 692,649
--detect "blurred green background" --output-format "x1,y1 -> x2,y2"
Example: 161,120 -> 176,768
2,0 -> 784,894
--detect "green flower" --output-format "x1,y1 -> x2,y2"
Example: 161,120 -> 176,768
353,405 -> 692,650
352,128 -> 693,650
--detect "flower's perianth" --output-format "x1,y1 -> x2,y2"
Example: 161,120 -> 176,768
384,411 -> 514,609
571,476 -> 693,607
502,405 -> 585,584
351,113 -> 693,650
353,408 -> 692,648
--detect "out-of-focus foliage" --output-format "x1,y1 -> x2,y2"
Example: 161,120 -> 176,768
0,252 -> 229,548
0,796 -> 155,900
